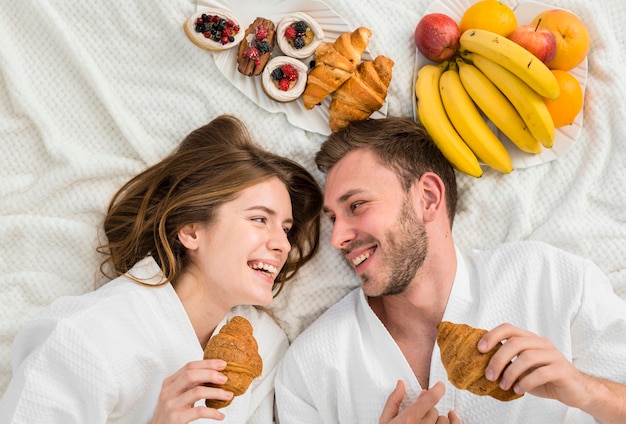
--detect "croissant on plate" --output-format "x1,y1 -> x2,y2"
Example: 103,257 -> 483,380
203,316 -> 263,408
436,321 -> 523,402
328,55 -> 394,131
302,27 -> 372,109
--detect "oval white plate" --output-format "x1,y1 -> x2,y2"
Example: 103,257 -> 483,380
196,0 -> 387,135
412,0 -> 587,169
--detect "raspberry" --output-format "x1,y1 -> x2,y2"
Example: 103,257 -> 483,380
284,27 -> 297,40
243,47 -> 260,60
281,64 -> 298,81
256,24 -> 268,41
278,78 -> 291,91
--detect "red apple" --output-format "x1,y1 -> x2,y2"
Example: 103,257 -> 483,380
414,13 -> 460,62
507,21 -> 557,65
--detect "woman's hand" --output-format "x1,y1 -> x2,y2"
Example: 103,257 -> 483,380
150,359 -> 234,424
379,380 -> 460,424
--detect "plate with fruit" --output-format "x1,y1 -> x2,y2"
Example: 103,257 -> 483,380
191,0 -> 387,135
412,0 -> 588,173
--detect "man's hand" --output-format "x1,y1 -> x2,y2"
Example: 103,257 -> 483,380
379,380 -> 460,424
479,323 -> 588,406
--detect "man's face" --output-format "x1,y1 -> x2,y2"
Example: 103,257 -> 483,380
323,149 -> 428,297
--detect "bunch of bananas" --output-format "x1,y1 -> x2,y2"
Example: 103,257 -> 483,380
415,28 -> 560,177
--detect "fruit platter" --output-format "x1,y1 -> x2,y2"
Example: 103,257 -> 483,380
189,0 -> 391,135
413,0 -> 588,173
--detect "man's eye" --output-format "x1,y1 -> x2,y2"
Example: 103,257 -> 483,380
350,202 -> 363,212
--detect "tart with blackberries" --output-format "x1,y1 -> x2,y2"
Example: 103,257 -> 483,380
276,12 -> 324,59
237,17 -> 276,76
262,56 -> 308,103
184,8 -> 244,51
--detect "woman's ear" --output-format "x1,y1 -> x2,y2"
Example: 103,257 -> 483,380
178,223 -> 200,250
416,172 -> 445,223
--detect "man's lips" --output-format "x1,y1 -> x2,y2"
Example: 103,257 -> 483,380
344,245 -> 377,268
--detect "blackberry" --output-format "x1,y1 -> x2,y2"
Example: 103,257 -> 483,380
257,40 -> 272,54
293,37 -> 305,49
271,68 -> 284,81
294,21 -> 308,34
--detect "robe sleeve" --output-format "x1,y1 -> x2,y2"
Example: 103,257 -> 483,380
0,317 -> 118,423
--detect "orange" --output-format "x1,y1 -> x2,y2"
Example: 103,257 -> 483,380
532,9 -> 590,71
459,0 -> 518,36
543,70 -> 583,128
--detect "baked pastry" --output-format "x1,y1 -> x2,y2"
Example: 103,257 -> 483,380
328,55 -> 394,131
262,56 -> 308,102
276,12 -> 324,59
237,17 -> 276,76
183,9 -> 244,51
302,27 -> 372,109
436,321 -> 523,402
203,316 -> 263,409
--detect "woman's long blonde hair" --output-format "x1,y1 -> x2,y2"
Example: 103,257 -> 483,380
97,115 -> 322,295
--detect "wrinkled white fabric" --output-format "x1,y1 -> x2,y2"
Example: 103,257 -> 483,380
276,242 -> 626,424
0,257 -> 288,423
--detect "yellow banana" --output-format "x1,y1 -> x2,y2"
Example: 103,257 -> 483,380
439,61 -> 513,174
459,28 -> 559,100
415,61 -> 483,178
456,58 -> 542,155
463,51 -> 555,148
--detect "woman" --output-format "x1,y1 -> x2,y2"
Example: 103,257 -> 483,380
0,115 -> 323,423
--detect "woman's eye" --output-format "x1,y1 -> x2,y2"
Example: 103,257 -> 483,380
283,227 -> 291,235
253,217 -> 267,224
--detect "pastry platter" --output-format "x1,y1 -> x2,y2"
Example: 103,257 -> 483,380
413,0 -> 587,169
195,0 -> 387,136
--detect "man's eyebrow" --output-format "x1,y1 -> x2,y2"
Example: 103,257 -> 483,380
323,189 -> 365,214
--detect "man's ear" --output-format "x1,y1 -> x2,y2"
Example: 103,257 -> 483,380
178,223 -> 200,250
416,172 -> 445,223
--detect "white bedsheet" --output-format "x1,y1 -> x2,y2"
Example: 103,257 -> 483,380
1,0 -> 625,396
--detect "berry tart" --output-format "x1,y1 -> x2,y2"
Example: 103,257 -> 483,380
276,12 -> 324,59
184,8 -> 244,51
237,17 -> 276,77
261,56 -> 308,103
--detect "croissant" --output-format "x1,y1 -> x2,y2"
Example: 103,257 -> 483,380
203,316 -> 263,408
302,27 -> 372,109
328,55 -> 394,131
436,321 -> 523,402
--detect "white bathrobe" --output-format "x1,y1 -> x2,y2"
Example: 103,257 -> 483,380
0,256 -> 288,424
275,241 -> 626,424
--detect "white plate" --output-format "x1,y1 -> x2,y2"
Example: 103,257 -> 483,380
195,0 -> 387,135
412,0 -> 587,169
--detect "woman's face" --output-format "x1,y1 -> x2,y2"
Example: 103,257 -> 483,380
191,176 -> 293,307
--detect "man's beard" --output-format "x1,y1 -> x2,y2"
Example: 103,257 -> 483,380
360,197 -> 429,296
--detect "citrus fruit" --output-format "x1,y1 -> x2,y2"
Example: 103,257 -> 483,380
531,9 -> 590,71
543,70 -> 583,128
459,0 -> 518,36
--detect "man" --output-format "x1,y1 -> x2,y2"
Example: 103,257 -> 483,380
275,117 -> 626,423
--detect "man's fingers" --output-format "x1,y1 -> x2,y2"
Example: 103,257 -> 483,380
379,380 -> 406,423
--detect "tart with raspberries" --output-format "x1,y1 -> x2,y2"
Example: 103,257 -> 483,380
184,8 -> 244,51
262,56 -> 308,103
237,17 -> 276,76
276,12 -> 324,59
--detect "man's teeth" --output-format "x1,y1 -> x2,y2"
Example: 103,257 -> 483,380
352,252 -> 371,266
250,262 -> 278,276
